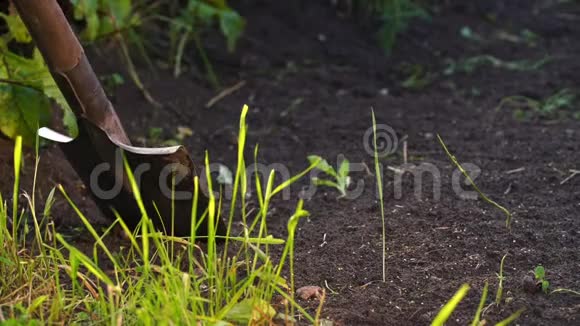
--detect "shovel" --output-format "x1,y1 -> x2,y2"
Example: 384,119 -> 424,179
12,0 -> 225,237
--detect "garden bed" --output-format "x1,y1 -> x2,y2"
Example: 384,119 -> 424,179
1,0 -> 579,324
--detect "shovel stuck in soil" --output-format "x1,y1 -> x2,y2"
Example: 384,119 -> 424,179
13,0 -> 225,237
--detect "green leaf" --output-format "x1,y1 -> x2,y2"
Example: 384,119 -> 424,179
35,50 -> 78,137
99,0 -> 137,35
71,0 -> 137,41
541,280 -> 550,293
106,0 -> 133,23
71,0 -> 100,41
0,12 -> 31,43
378,0 -> 429,53
312,178 -> 340,189
338,158 -> 350,179
34,49 -> 78,136
308,155 -> 336,177
225,299 -> 276,324
0,84 -> 51,146
192,3 -> 221,23
534,265 -> 545,280
337,158 -> 350,194
0,46 -> 78,143
219,10 -> 245,52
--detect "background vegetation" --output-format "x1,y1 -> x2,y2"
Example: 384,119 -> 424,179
0,0 -> 426,146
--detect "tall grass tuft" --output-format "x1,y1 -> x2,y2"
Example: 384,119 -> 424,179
0,105 -> 319,324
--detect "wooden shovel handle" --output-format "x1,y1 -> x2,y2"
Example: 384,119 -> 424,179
12,0 -> 130,144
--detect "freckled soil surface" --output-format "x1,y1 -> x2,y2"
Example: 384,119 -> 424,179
2,0 -> 580,324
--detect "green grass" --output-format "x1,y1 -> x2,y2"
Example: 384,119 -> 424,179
432,283 -> 523,326
472,281 -> 488,326
431,283 -> 470,326
0,105 -> 321,324
497,89 -> 578,120
437,135 -> 513,229
371,109 -> 387,282
495,254 -> 508,305
307,155 -> 350,198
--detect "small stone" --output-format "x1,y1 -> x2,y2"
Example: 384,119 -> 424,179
296,285 -> 324,300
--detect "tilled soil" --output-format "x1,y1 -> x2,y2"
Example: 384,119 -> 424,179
1,0 -> 579,324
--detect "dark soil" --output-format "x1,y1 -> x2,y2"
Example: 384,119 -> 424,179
2,0 -> 580,324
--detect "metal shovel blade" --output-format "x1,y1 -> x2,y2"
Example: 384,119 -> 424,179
40,119 -> 226,237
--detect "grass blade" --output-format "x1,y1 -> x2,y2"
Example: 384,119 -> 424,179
12,136 -> 22,240
437,135 -> 512,228
472,282 -> 488,326
495,308 -> 525,326
431,284 -> 470,326
371,109 -> 387,282
495,254 -> 508,305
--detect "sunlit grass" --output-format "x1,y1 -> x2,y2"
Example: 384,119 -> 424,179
0,105 -> 319,324
432,283 -> 523,326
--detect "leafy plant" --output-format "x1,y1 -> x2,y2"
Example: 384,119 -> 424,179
69,0 -> 139,41
0,0 -> 141,146
166,0 -> 245,84
534,265 -> 550,294
497,89 -> 578,120
531,265 -> 580,296
364,0 -> 429,53
308,155 -> 351,198
69,0 -> 165,107
333,1 -> 428,53
0,30 -> 77,145
379,1 -> 428,52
